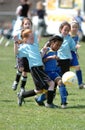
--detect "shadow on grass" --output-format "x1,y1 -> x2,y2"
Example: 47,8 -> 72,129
66,104 -> 85,109
0,99 -> 85,109
0,99 -> 34,103
0,99 -> 14,102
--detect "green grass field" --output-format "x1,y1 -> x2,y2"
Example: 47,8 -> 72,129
0,38 -> 85,130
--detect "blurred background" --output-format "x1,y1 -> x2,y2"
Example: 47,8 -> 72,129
0,0 -> 85,41
0,0 -> 41,27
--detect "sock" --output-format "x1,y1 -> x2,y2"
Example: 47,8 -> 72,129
76,70 -> 82,85
47,91 -> 54,104
20,76 -> 27,89
15,70 -> 22,83
37,94 -> 46,102
53,83 -> 57,98
59,84 -> 67,105
22,89 -> 36,98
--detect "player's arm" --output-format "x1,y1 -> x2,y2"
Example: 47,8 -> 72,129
13,35 -> 19,55
43,55 -> 59,62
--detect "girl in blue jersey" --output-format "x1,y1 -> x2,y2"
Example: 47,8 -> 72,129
70,21 -> 85,89
57,21 -> 76,76
35,35 -> 68,108
16,29 -> 58,108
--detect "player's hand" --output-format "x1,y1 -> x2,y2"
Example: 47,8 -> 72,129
76,44 -> 81,49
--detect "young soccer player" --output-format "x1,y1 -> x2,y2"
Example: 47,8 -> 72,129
12,18 -> 32,94
57,21 -> 76,76
70,20 -> 85,89
35,35 -> 68,108
16,28 -> 58,108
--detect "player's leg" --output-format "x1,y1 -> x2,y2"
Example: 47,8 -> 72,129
12,69 -> 22,90
57,78 -> 68,108
75,66 -> 85,89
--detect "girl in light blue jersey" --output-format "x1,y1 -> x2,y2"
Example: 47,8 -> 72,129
16,28 -> 57,108
57,21 -> 76,76
70,21 -> 85,89
12,18 -> 32,93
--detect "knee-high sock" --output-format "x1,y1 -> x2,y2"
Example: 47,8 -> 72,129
37,94 -> 46,102
22,89 -> 36,98
47,91 -> 54,104
59,84 -> 67,105
76,70 -> 82,85
20,76 -> 27,89
15,70 -> 22,83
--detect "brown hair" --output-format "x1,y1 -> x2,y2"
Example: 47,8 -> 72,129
18,29 -> 32,44
59,21 -> 71,33
21,17 -> 32,28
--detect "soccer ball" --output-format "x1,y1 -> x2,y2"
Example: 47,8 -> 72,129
62,71 -> 77,86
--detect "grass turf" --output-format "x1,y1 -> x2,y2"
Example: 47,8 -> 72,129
0,37 -> 85,130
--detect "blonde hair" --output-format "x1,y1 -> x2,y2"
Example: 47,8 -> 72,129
36,1 -> 43,10
71,20 -> 79,28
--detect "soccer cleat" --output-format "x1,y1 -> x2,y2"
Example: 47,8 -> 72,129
45,103 -> 58,108
14,64 -> 18,69
61,104 -> 67,109
82,83 -> 85,88
12,81 -> 18,90
20,88 -> 25,95
61,103 -> 67,109
35,97 -> 45,106
79,83 -> 85,89
17,93 -> 25,106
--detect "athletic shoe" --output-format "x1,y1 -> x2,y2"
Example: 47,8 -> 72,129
83,83 -> 85,88
14,64 -> 18,69
20,88 -> 25,95
12,81 -> 18,90
45,103 -> 58,108
17,93 -> 24,106
61,104 -> 67,109
61,103 -> 67,109
79,83 -> 85,89
35,97 -> 45,106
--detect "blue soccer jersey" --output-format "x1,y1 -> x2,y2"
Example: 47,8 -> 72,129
43,47 -> 60,80
70,34 -> 79,66
43,48 -> 58,71
71,35 -> 79,44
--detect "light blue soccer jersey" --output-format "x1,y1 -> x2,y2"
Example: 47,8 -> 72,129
18,33 -> 43,68
57,35 -> 76,59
